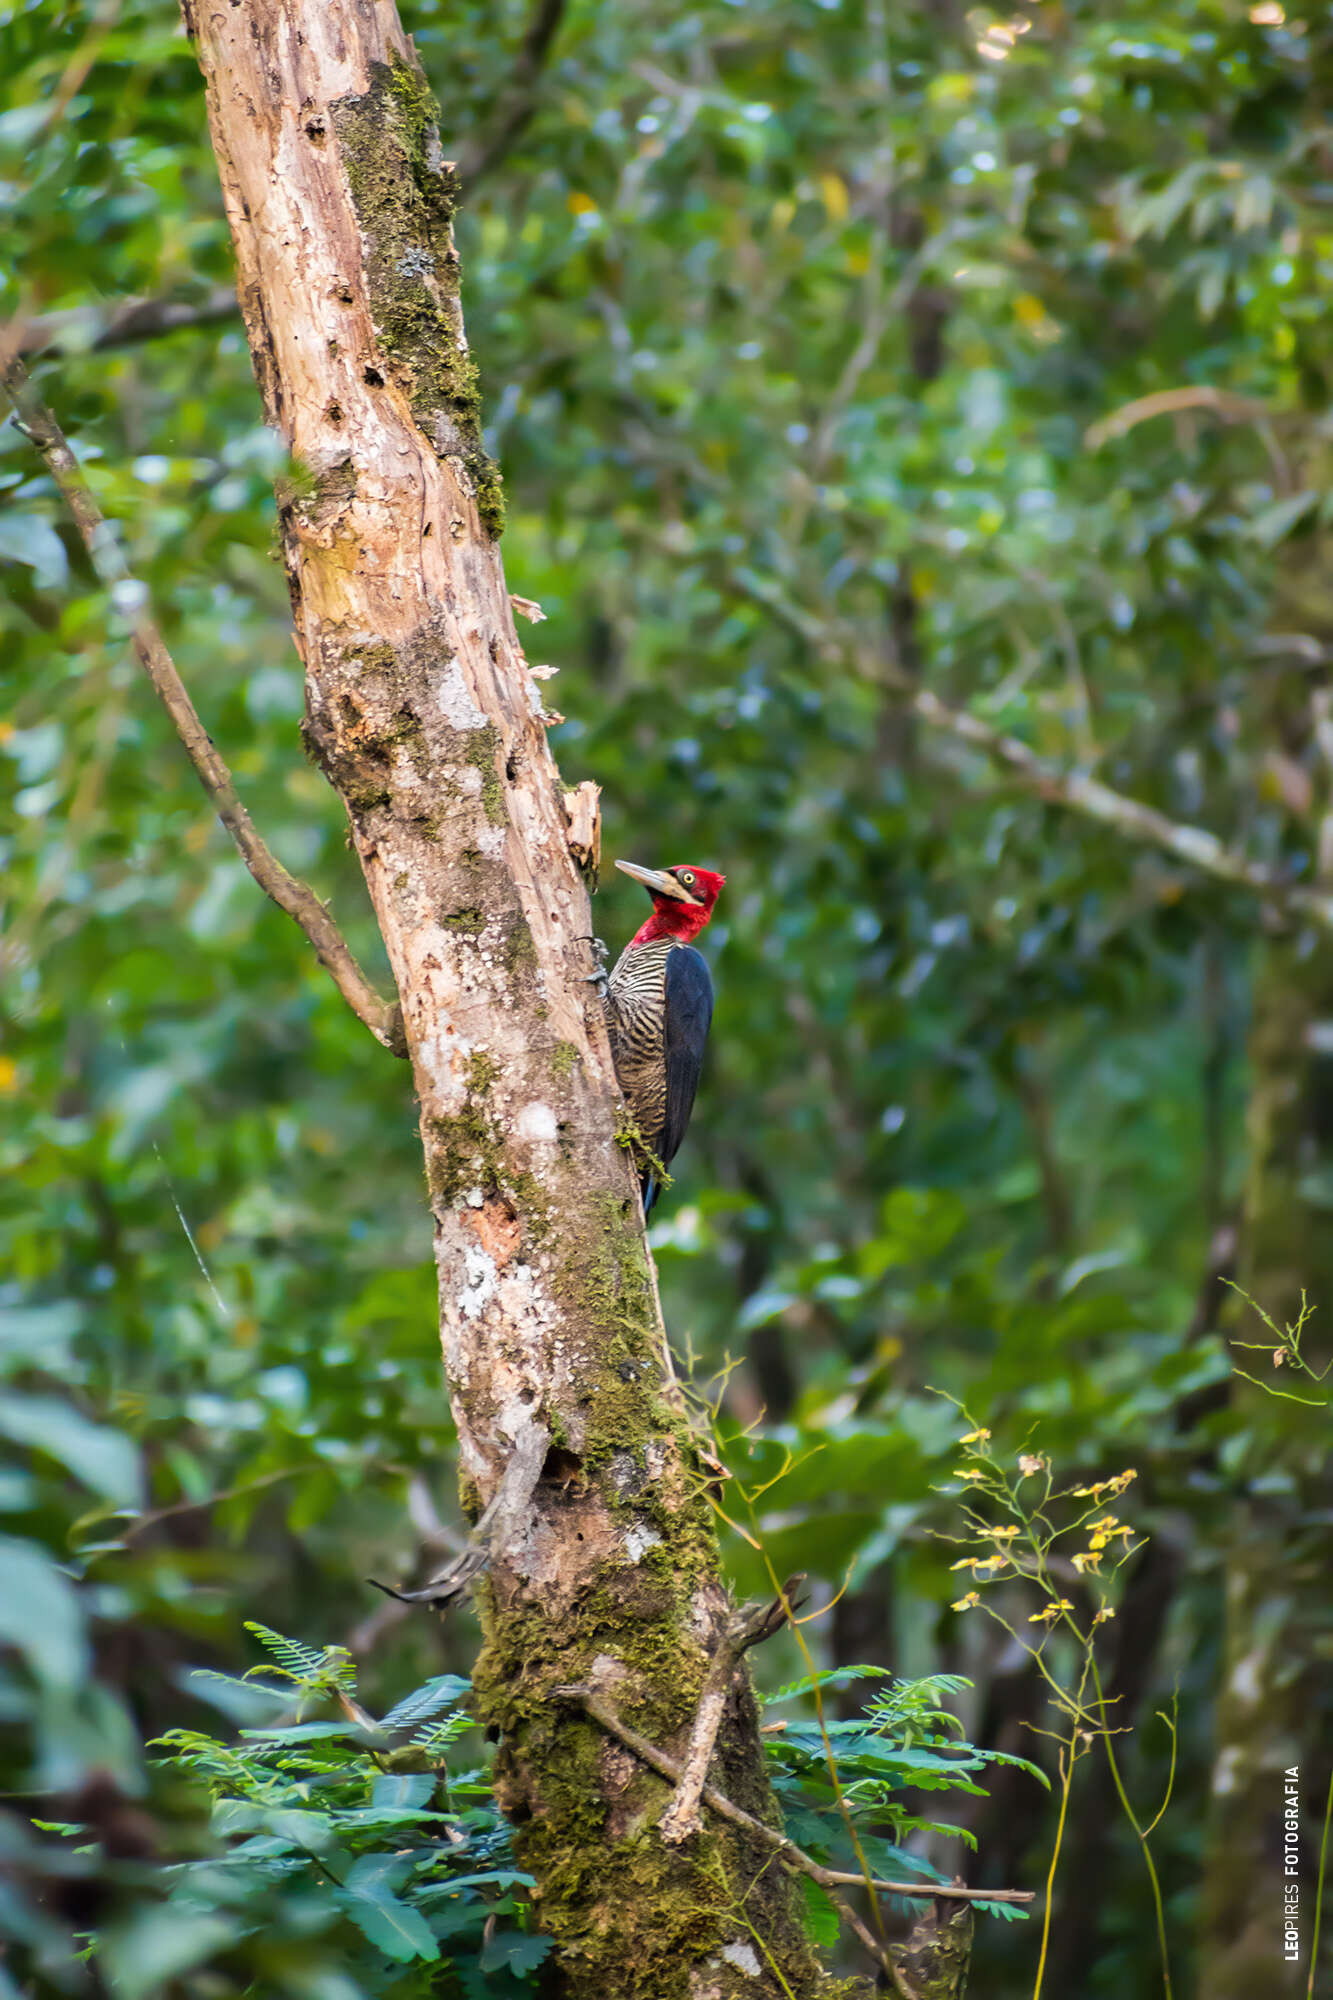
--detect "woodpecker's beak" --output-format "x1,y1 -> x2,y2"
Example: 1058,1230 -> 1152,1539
615,859 -> 698,903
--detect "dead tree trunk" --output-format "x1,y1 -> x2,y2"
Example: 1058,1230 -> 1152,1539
181,4 -> 834,1993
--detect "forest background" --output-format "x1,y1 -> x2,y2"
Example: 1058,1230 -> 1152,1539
3,0 -> 1333,1995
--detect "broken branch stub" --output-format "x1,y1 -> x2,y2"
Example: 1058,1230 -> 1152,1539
184,5 -> 818,1992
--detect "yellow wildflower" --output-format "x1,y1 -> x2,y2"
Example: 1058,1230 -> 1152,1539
951,1591 -> 981,1612
991,1524 -> 1019,1539
952,1468 -> 985,1482
958,1428 -> 992,1446
1093,1606 -> 1117,1625
1029,1598 -> 1073,1624
1017,1453 -> 1048,1477
1072,1550 -> 1103,1574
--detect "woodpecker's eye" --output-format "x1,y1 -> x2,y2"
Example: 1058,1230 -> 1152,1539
678,871 -> 695,886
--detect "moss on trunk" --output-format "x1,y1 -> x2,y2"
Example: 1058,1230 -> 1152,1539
331,55 -> 505,536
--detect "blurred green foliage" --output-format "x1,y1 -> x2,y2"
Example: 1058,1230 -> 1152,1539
4,0 -> 1333,1992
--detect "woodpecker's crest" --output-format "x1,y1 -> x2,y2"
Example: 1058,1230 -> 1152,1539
615,861 -> 726,944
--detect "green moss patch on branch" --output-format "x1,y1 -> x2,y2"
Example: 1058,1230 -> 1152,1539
330,53 -> 505,536
464,721 -> 507,825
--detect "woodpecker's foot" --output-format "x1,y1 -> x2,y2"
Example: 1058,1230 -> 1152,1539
580,934 -> 610,996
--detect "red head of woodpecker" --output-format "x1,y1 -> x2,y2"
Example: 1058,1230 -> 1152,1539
603,862 -> 726,1212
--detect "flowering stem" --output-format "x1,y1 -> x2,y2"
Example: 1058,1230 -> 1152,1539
1032,1742 -> 1075,2000
1090,1654 -> 1174,1999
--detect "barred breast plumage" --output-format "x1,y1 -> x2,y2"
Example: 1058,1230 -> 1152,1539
605,936 -> 678,1153
605,935 -> 714,1210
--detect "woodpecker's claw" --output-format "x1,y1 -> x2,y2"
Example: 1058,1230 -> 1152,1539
580,935 -> 610,997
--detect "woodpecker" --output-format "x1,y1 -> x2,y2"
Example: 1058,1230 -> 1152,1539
603,860 -> 726,1213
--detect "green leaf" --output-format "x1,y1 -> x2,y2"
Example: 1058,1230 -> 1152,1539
243,1623 -> 350,1685
0,1538 -> 88,1689
480,1929 -> 553,1976
0,513 -> 68,587
380,1673 -> 471,1732
799,1875 -> 840,1950
338,1879 -> 440,1963
0,1301 -> 83,1375
260,1808 -> 339,1855
416,1870 -> 536,1899
371,1771 -> 436,1812
1245,491 -> 1318,548
239,1722 -> 361,1745
0,1397 -> 142,1508
101,1907 -> 239,1999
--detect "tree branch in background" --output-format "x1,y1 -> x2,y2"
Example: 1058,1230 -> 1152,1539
454,0 -> 568,184
1083,384 -> 1275,451
16,288 -> 240,359
1,360 -> 406,1057
732,566 -> 1333,937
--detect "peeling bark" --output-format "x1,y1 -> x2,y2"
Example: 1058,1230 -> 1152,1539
183,5 -> 832,1992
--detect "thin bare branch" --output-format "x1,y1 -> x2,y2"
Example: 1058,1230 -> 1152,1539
731,566 -> 1333,936
2,360 -> 406,1056
558,1683 -> 1034,1910
17,288 -> 240,359
1084,384 -> 1275,450
117,1469 -> 311,1543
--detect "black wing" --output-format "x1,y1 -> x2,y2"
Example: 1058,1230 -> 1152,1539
660,942 -> 714,1174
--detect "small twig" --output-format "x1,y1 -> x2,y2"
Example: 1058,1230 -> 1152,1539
660,1576 -> 807,1845
120,1467 -> 299,1541
2,361 -> 406,1057
557,1684 -> 1034,1912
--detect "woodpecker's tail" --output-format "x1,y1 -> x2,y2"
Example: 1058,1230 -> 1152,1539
641,1171 -> 659,1216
